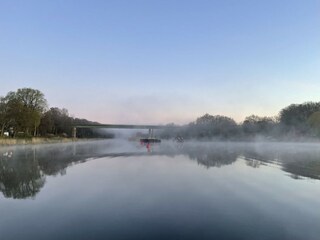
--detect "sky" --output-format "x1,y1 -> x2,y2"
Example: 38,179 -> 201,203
0,0 -> 319,124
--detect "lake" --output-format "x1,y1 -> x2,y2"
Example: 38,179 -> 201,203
1,140 -> 320,240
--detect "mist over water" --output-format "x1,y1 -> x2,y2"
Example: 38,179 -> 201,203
1,140 -> 320,240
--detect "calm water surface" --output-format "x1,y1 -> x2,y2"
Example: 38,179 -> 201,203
1,140 -> 320,240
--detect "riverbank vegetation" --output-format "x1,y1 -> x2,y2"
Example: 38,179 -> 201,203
1,88 -> 320,141
0,88 -> 113,138
160,102 -> 320,141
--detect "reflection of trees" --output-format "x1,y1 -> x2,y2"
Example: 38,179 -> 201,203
241,147 -> 279,164
0,148 -> 45,199
35,142 -> 112,176
0,142 -> 122,199
240,144 -> 320,180
0,142 -> 240,199
279,151 -> 320,180
184,145 -> 238,168
184,143 -> 320,179
0,144 -> 89,199
2,141 -> 320,199
36,145 -> 81,176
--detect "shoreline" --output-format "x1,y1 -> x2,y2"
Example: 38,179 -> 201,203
1,137 -> 319,146
0,137 -> 108,146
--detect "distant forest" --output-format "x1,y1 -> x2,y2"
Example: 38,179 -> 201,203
1,88 -> 320,140
160,103 -> 320,141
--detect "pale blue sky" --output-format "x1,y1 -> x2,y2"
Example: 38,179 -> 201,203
1,0 -> 319,124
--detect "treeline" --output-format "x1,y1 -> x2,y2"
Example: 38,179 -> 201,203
38,108 -> 114,138
160,102 -> 320,141
0,88 -> 113,138
2,87 -> 320,141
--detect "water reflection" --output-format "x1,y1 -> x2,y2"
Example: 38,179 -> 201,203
0,148 -> 45,199
240,143 -> 320,180
182,144 -> 238,168
1,141 -> 320,199
0,142 -> 113,199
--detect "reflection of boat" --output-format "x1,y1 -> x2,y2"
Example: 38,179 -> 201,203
140,138 -> 161,143
139,138 -> 161,152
